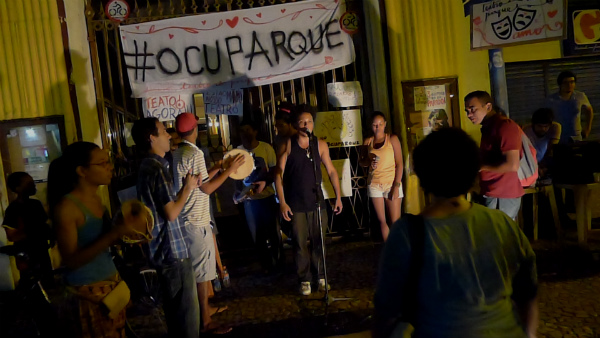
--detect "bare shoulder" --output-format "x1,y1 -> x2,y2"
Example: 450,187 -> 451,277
363,136 -> 373,145
54,197 -> 84,226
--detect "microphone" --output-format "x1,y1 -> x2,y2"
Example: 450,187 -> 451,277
305,129 -> 313,138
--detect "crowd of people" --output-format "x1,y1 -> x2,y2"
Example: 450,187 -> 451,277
1,70 -> 594,338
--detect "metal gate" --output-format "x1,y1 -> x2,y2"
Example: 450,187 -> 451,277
84,0 -> 372,235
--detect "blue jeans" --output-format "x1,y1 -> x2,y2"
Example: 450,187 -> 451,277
483,196 -> 522,220
244,195 -> 282,270
157,259 -> 200,338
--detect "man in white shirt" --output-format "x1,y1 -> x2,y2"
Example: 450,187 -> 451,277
172,113 -> 243,334
237,119 -> 282,272
545,71 -> 593,143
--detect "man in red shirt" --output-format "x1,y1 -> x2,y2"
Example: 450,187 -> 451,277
465,91 -> 524,219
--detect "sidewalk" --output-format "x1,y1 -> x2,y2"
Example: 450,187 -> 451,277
126,236 -> 600,338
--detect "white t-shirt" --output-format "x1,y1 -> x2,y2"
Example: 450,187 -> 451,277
238,141 -> 276,200
173,140 -> 211,228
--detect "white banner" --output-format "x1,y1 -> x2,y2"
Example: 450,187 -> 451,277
314,109 -> 362,148
471,0 -> 565,50
203,89 -> 243,116
327,81 -> 363,107
321,159 -> 352,199
142,93 -> 193,121
120,0 -> 355,97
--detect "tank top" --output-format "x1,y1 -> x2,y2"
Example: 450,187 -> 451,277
63,194 -> 117,286
283,136 -> 324,212
368,134 -> 396,185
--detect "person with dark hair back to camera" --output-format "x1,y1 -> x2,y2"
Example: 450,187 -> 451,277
275,104 -> 343,296
273,101 -> 297,155
523,108 -> 561,179
2,172 -> 53,287
131,118 -> 201,338
545,70 -> 593,144
374,128 -> 538,338
465,90 -> 524,220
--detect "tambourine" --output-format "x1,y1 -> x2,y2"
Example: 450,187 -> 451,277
120,200 -> 154,244
223,148 -> 255,180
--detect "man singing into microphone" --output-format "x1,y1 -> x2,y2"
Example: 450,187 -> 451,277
274,104 -> 343,296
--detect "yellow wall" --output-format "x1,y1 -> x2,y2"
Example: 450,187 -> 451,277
383,0 -> 562,212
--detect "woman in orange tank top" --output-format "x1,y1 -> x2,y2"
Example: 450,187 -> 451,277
361,112 -> 404,241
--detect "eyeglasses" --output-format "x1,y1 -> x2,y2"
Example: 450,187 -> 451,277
89,158 -> 114,168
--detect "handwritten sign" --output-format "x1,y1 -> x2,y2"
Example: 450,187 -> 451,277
119,0 -> 355,98
321,159 -> 352,199
414,85 -> 446,111
327,81 -> 363,107
203,89 -> 243,116
143,93 -> 193,121
314,109 -> 362,148
471,0 -> 565,50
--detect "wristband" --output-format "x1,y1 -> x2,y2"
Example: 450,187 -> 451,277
394,182 -> 401,187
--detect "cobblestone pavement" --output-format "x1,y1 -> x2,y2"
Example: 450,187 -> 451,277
2,224 -> 600,338
125,229 -> 600,338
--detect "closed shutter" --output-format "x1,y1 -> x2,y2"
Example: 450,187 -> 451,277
506,56 -> 600,141
506,63 -> 547,126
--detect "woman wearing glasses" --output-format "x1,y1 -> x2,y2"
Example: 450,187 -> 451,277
48,141 -> 143,337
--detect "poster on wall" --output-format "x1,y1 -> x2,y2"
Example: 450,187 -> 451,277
143,93 -> 193,121
471,0 -> 566,50
563,9 -> 600,56
314,109 -> 363,148
321,158 -> 352,199
203,89 -> 243,116
119,0 -> 356,98
327,81 -> 363,107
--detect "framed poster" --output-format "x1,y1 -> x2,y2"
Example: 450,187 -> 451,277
401,77 -> 461,152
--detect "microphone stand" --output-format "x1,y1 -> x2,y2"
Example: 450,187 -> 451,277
306,131 -> 351,325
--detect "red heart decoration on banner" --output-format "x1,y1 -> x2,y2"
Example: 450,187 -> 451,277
169,34 -> 174,39
310,16 -> 313,19
257,13 -> 262,18
281,9 -> 286,13
202,20 -> 206,25
473,16 -> 482,26
548,10 -> 558,18
122,36 -> 126,39
325,56 -> 333,64
226,16 -> 239,28
135,26 -> 140,30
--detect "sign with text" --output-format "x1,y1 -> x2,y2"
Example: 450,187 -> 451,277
143,93 -> 193,121
563,9 -> 600,56
471,0 -> 565,50
314,109 -> 362,148
321,159 -> 352,199
119,0 -> 355,98
327,81 -> 363,107
203,89 -> 243,116
414,85 -> 446,111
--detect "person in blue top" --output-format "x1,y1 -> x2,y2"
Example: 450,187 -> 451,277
48,141 -> 143,337
374,128 -> 538,338
545,70 -> 594,143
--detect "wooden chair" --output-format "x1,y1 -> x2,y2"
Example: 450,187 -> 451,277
518,184 -> 562,241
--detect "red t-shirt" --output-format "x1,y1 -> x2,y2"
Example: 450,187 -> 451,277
479,114 -> 524,198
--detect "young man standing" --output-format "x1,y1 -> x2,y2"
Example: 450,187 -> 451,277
545,70 -> 594,143
172,113 -> 243,334
132,117 -> 200,338
465,91 -> 524,220
238,119 -> 282,272
275,104 -> 343,296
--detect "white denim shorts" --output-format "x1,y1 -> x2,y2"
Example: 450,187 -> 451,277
368,183 -> 404,199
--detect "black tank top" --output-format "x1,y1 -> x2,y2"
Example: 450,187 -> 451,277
283,136 -> 324,212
